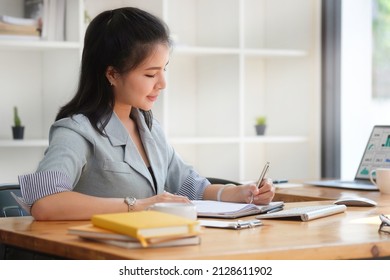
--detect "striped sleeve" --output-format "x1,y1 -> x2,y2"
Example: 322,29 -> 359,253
177,170 -> 210,200
18,170 -> 73,206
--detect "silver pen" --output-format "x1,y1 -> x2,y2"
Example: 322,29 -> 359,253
256,161 -> 270,189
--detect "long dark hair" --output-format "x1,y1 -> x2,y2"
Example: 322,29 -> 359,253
56,7 -> 171,133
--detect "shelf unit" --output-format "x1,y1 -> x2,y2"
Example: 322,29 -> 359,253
0,0 -> 320,184
161,0 -> 321,182
0,0 -> 84,183
0,140 -> 48,147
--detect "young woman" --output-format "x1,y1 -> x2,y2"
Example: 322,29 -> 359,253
18,7 -> 275,220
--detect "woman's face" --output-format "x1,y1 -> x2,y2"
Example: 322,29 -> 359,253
112,43 -> 169,111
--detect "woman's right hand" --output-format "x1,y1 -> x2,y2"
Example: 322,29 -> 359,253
135,191 -> 191,211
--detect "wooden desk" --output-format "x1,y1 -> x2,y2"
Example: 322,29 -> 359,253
1,197 -> 390,260
274,183 -> 383,202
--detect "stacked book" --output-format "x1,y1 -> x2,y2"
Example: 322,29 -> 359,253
68,210 -> 202,249
0,0 -> 67,41
0,15 -> 40,40
40,0 -> 66,41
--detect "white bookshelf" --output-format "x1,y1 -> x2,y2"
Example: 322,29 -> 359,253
0,0 -> 321,184
0,139 -> 48,147
161,0 -> 321,182
0,0 -> 84,183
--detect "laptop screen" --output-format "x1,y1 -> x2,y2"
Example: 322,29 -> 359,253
355,125 -> 390,180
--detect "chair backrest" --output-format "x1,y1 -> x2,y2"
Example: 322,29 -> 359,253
0,184 -> 28,217
206,177 -> 240,185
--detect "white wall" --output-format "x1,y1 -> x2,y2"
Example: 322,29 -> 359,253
341,0 -> 390,178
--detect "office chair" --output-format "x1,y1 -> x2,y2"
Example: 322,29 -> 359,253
207,177 -> 240,185
0,183 -> 28,217
0,184 -> 59,259
0,184 -> 25,259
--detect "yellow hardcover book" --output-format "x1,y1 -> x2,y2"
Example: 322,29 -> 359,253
68,224 -> 138,241
91,210 -> 201,247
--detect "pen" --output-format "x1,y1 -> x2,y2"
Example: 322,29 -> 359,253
273,179 -> 288,184
236,220 -> 262,229
256,161 -> 270,189
266,207 -> 283,214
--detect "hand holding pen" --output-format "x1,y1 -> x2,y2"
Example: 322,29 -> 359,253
248,161 -> 275,204
212,161 -> 275,204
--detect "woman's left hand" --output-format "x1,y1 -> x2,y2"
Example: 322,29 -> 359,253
240,178 -> 275,205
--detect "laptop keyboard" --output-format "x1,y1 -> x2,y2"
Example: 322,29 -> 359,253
262,204 -> 338,216
339,180 -> 372,185
256,204 -> 347,221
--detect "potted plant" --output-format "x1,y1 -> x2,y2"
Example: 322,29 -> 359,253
12,106 -> 24,140
255,116 -> 267,136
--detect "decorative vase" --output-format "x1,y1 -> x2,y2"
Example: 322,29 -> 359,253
255,124 -> 266,136
12,126 -> 25,140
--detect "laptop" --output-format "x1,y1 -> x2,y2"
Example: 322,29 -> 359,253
307,125 -> 390,191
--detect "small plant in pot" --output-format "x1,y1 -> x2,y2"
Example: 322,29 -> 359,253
12,106 -> 24,140
255,116 -> 267,136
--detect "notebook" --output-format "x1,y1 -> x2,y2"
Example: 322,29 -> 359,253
91,210 -> 201,247
192,200 -> 284,218
68,224 -> 200,248
88,235 -> 201,249
255,204 -> 347,221
307,125 -> 390,191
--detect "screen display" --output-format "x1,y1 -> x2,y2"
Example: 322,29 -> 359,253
356,126 -> 390,179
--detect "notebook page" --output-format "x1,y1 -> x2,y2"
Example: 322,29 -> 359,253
192,200 -> 283,217
192,200 -> 256,215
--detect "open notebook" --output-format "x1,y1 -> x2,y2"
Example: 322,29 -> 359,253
192,200 -> 284,218
255,204 -> 347,221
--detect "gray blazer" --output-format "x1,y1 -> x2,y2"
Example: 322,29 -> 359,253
19,109 -> 208,206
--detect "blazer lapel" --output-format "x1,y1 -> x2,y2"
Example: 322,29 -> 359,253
104,112 -> 155,191
132,110 -> 165,194
140,131 -> 164,194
